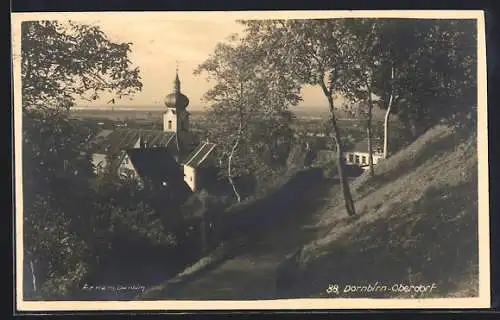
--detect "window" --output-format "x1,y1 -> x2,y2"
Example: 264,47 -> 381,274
348,154 -> 354,163
190,176 -> 193,181
362,156 -> 367,164
168,120 -> 172,129
355,155 -> 360,164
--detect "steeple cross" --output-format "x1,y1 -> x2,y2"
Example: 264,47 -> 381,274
176,60 -> 184,73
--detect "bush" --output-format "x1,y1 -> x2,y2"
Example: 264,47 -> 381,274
181,190 -> 232,218
322,159 -> 339,179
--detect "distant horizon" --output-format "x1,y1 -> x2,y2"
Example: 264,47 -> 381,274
71,102 -> 392,121
72,104 -> 333,112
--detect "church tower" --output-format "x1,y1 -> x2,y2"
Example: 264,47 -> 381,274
163,68 -> 190,133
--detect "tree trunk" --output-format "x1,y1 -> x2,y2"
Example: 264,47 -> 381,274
30,259 -> 37,293
334,135 -> 356,217
228,127 -> 242,203
366,82 -> 375,178
383,106 -> 392,159
366,125 -> 374,177
320,78 -> 355,217
383,66 -> 395,159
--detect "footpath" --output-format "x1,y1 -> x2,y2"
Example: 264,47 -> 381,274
163,180 -> 339,300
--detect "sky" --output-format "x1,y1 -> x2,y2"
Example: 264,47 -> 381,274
12,10 -> 484,114
74,18 -> 328,111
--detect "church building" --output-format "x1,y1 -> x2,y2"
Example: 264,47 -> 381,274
90,69 -> 217,194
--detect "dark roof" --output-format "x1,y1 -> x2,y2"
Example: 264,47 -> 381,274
183,141 -> 216,168
170,131 -> 198,162
95,129 -> 113,139
125,148 -> 190,192
348,139 -> 383,153
90,128 -> 199,176
91,128 -> 176,155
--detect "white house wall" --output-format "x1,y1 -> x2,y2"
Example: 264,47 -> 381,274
344,152 -> 383,166
117,153 -> 139,180
133,137 -> 141,148
184,165 -> 196,191
92,153 -> 107,174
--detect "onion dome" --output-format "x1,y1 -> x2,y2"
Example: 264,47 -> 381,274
164,72 -> 189,109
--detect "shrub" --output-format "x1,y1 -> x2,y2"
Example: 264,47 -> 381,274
322,159 -> 339,179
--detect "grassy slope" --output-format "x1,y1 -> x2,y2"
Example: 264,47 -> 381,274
294,124 -> 479,298
140,124 -> 479,300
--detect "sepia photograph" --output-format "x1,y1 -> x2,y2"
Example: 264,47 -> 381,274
12,10 -> 489,311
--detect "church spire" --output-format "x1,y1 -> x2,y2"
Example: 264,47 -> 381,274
174,61 -> 181,93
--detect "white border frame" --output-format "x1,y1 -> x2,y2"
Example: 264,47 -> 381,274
12,10 -> 490,311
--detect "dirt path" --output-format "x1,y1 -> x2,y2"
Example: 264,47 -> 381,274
168,179 -> 339,300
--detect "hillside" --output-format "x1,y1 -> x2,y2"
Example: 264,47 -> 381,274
139,123 -> 479,300
292,124 -> 479,298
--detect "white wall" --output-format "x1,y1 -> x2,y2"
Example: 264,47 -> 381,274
184,165 -> 196,191
92,153 -> 107,174
117,153 -> 138,179
133,137 -> 141,148
344,151 -> 383,166
163,108 -> 178,132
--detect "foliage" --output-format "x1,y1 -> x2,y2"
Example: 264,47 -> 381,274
194,40 -> 300,197
239,18 -> 477,172
366,19 -> 477,137
20,20 -> 146,299
92,176 -> 178,246
238,19 -> 358,216
322,159 -> 339,180
23,108 -> 97,298
21,20 -> 142,112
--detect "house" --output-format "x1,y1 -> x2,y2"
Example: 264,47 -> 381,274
90,128 -> 194,179
125,147 -> 192,202
343,139 -> 384,169
183,141 -> 217,192
90,69 -> 216,196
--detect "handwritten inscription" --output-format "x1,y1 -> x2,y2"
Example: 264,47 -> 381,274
82,283 -> 146,293
326,282 -> 438,296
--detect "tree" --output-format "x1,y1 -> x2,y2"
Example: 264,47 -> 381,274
21,20 -> 142,298
239,19 -> 357,216
22,20 -> 142,112
22,109 -> 98,298
383,65 -> 395,159
195,40 -> 300,202
194,43 -> 254,202
337,19 -> 380,177
370,19 -> 477,144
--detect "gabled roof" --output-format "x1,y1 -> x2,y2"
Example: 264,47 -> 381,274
183,141 -> 216,168
348,139 -> 383,154
123,147 -> 193,207
95,129 -> 113,139
90,128 -> 177,155
125,148 -> 188,189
